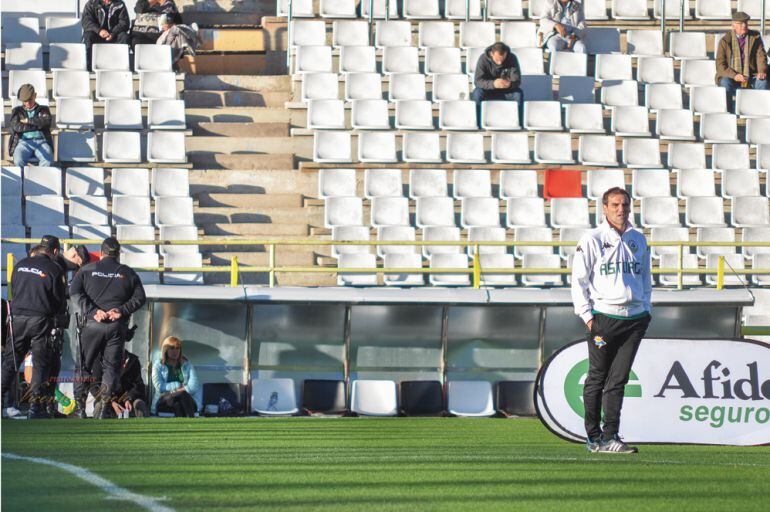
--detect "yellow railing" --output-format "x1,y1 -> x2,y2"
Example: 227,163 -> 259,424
3,238 -> 770,294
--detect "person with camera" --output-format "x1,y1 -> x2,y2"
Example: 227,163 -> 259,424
471,42 -> 523,128
151,336 -> 201,417
1,244 -> 67,419
70,237 -> 146,419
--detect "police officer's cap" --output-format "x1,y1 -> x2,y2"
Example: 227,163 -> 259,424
40,235 -> 61,252
101,237 -> 121,256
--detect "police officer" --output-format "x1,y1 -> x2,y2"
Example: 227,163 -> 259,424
70,237 -> 146,419
1,244 -> 67,419
38,235 -> 93,418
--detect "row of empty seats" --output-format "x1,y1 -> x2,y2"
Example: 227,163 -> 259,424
2,44 -> 175,73
311,130 -> 770,167
320,168 -> 770,201
46,98 -> 186,130
334,251 -> 770,286
4,69 -> 179,103
278,0 -> 770,21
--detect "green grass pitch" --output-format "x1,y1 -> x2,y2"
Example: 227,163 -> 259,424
2,417 -> 769,511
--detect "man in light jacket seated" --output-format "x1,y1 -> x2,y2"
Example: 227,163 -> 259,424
152,336 -> 202,417
538,0 -> 586,54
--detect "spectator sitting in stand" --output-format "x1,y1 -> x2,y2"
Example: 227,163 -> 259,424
82,0 -> 131,71
9,84 -> 53,168
156,14 -> 200,71
539,0 -> 587,54
470,42 -> 523,127
131,0 -> 181,47
716,11 -> 768,112
92,350 -> 149,418
151,336 -> 201,417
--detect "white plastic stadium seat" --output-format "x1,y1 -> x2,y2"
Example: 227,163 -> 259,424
676,169 -> 716,198
1,198 -> 23,227
423,226 -> 461,258
9,71 -> 48,101
632,169 -> 671,198
121,252 -> 160,284
459,22 -> 495,49
302,73 -> 339,101
558,77 -> 596,104
134,44 -> 172,72
45,16 -> 82,44
611,106 -> 651,137
650,227 -> 690,259
439,101 -> 478,130
419,21 -> 456,48
4,43 -> 43,70
112,196 -> 152,225
92,44 -> 130,71
52,70 -> 90,99
551,198 -> 591,228
461,197 -> 501,228
521,253 -> 563,286
732,197 -> 770,227
320,169 -> 357,199
147,131 -> 187,163
743,227 -> 770,260
383,48 -> 420,75
584,0 -> 609,19
645,83 -> 683,111
447,381 -> 495,417
549,52 -> 588,77
416,197 -> 456,228
523,101 -> 563,131
559,227 -> 590,259
139,71 -> 176,100
425,47 -> 463,75
155,197 -> 195,226
337,253 -> 377,285
25,196 -> 65,227
695,227 -> 737,259
2,17 -> 40,45
71,225 -> 111,251
332,21 -> 369,47
500,170 -> 538,198
654,0 -> 693,18
111,168 -> 150,197
345,73 -> 383,101
358,132 -> 398,163
746,119 -> 770,145
454,169 -> 492,198
534,133 -> 574,163
95,71 -> 134,100
308,99 -> 346,129
395,100 -> 434,129
57,132 -> 97,162
689,86 -> 727,114
695,0 -> 731,19
68,196 -> 109,226
712,144 -> 750,171
147,99 -> 186,130
582,27 -> 621,55
375,21 -> 412,48
383,253 -> 425,286
587,169 -> 625,200
680,59 -> 717,88
622,138 -> 663,168
410,169 -> 448,199
446,0 -> 483,18
738,0 -> 770,19
251,378 -> 299,415
612,0 -> 648,20
659,253 -> 702,286
402,133 -> 442,163
361,0 -> 400,17
405,0 -> 442,19
685,197 -> 726,227
468,226 -> 507,255
626,30 -> 664,56
332,226 -> 370,257
102,131 -> 141,163
325,197 -> 363,227
600,80 -> 639,107
118,225 -> 157,254
640,197 -> 681,227
152,168 -> 190,198
377,226 -> 416,256
520,75 -> 554,101
432,73 -> 470,101
735,90 -> 770,118
506,197 -> 546,227
719,169 -> 760,198
320,0 -> 357,18
667,142 -> 706,169
595,54 -> 633,81
491,133 -> 532,164
290,21 -> 326,47
65,167 -> 105,197
513,48 -> 545,74
699,113 -> 739,144
429,253 -> 471,286
370,197 -> 409,227
478,253 -> 517,286
2,167 -> 23,198
578,135 -> 619,166
446,133 -> 485,163
104,99 -> 142,130
637,57 -> 675,84
339,46 -> 376,73
163,252 -> 204,285
669,32 -> 707,59
23,166 -> 62,196
295,46 -> 333,73
565,104 -> 605,133
705,254 -> 745,286
278,0 -> 314,17
350,380 -> 398,416
486,0 -> 526,18
655,109 -> 695,140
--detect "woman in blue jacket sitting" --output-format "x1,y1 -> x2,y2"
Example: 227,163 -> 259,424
152,336 -> 202,417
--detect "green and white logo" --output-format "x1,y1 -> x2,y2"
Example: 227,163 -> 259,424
563,359 -> 642,418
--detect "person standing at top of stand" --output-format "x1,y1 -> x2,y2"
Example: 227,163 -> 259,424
70,237 -> 146,419
570,187 -> 652,454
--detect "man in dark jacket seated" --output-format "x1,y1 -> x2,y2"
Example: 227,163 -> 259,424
81,0 -> 131,70
470,42 -> 524,128
92,350 -> 149,418
9,84 -> 53,168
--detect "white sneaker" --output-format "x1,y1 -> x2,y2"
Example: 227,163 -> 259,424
3,407 -> 23,418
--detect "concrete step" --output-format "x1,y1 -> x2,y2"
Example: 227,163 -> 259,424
188,153 -> 295,170
207,251 -> 316,266
202,223 -> 310,236
195,206 -> 322,225
185,75 -> 290,92
179,54 -> 287,76
190,169 -> 317,194
193,122 -> 289,137
185,107 -> 295,124
198,29 -> 271,52
197,192 -> 303,208
198,236 -> 322,252
184,89 -> 290,108
187,135 -> 313,158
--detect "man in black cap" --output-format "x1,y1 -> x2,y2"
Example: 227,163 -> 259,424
70,237 -> 146,419
37,236 -> 94,417
1,244 -> 67,419
716,11 -> 768,111
9,84 -> 53,168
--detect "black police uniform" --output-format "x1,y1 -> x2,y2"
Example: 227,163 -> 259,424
69,256 -> 146,408
1,254 -> 67,410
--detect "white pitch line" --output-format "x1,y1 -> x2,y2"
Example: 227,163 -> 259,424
3,452 -> 175,512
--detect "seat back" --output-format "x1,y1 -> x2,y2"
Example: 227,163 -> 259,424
400,380 -> 444,415
350,380 -> 398,416
301,379 -> 347,414
447,380 -> 495,416
251,378 -> 299,415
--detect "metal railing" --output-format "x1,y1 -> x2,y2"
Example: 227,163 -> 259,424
4,238 -> 770,295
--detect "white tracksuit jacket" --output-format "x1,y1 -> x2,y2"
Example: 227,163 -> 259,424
571,221 -> 652,324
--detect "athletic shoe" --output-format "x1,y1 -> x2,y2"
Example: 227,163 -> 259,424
598,435 -> 638,454
586,436 -> 601,453
2,406 -> 22,418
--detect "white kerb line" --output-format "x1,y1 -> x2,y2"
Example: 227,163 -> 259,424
3,452 -> 175,512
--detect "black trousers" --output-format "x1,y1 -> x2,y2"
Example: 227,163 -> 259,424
158,390 -> 197,418
131,31 -> 160,46
75,320 -> 126,402
583,313 -> 651,439
84,30 -> 131,70
1,315 -> 53,403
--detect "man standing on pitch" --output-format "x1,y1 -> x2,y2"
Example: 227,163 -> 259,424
571,187 -> 651,454
70,237 -> 146,419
